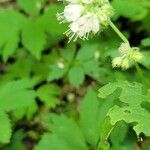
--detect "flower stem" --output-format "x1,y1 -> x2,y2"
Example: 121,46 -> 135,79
109,20 -> 129,43
109,20 -> 149,87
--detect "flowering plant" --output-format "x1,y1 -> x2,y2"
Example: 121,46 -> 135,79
0,1 -> 149,150
57,0 -> 113,41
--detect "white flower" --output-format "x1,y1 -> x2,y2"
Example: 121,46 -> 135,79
66,13 -> 100,41
64,4 -> 83,22
82,0 -> 94,4
57,0 -> 113,41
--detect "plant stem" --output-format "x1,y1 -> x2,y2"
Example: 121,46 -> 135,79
109,20 -> 149,87
109,20 -> 129,43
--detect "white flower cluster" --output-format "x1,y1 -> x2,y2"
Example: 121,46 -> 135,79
57,0 -> 113,42
112,43 -> 143,70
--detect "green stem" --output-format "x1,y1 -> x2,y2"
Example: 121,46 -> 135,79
109,20 -> 149,87
109,20 -> 129,43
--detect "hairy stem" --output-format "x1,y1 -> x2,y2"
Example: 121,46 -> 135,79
109,20 -> 129,43
109,20 -> 149,87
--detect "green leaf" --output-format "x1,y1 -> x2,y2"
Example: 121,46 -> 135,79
48,62 -> 69,82
112,0 -> 148,21
38,4 -> 67,34
79,88 -> 100,146
98,118 -> 113,150
17,0 -> 45,16
22,21 -> 46,59
141,38 -> 150,47
77,44 -> 99,60
83,60 -> 100,79
110,122 -> 135,150
0,10 -> 26,61
68,65 -> 85,87
98,82 -> 150,136
35,115 -> 88,150
98,82 -> 120,99
36,84 -> 61,108
8,130 -> 27,150
0,110 -> 11,144
141,52 -> 150,69
0,79 -> 36,111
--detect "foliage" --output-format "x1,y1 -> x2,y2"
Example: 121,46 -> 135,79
0,0 -> 149,150
98,82 -> 150,136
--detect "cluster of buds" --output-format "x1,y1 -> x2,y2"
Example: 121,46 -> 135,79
112,43 -> 143,70
57,0 -> 113,42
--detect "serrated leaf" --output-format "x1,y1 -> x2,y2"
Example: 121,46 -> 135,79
68,65 -> 85,87
22,21 -> 46,59
38,4 -> 67,34
48,62 -> 69,82
17,0 -> 45,16
98,82 -> 120,99
0,110 -> 11,144
99,82 -> 150,136
36,84 -> 61,108
77,44 -> 99,60
0,10 -> 26,61
0,79 -> 36,111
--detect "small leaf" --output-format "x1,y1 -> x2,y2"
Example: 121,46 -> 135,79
68,65 -> 85,87
0,10 -> 26,60
17,0 -> 45,16
22,21 -> 46,59
48,62 -> 69,82
0,79 -> 36,111
36,84 -> 61,108
77,44 -> 99,60
141,38 -> 150,47
0,110 -> 11,144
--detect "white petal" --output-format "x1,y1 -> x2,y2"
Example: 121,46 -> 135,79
64,4 -> 83,22
82,0 -> 94,4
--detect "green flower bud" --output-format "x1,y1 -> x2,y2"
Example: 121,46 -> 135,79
121,58 -> 129,70
112,57 -> 122,68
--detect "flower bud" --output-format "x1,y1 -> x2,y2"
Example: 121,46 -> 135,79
57,61 -> 65,69
112,57 -> 122,68
119,42 -> 130,55
131,48 -> 143,62
121,58 -> 129,70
